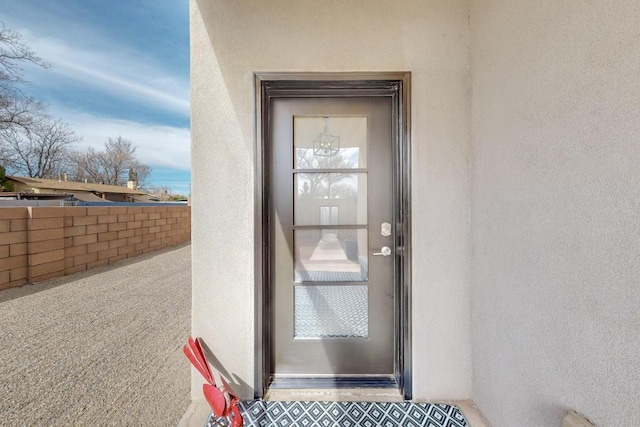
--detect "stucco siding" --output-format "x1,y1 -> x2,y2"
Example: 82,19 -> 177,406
190,0 -> 472,401
470,1 -> 640,425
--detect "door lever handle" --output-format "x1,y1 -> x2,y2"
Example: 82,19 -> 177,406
372,246 -> 392,256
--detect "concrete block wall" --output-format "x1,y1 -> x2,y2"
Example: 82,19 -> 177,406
0,206 -> 191,290
0,208 -> 29,290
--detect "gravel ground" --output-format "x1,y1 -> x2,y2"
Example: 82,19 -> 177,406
0,244 -> 191,427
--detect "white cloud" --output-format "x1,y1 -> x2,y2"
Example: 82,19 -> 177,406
59,110 -> 191,170
20,30 -> 190,117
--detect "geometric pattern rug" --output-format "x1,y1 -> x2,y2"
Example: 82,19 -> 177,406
206,401 -> 469,427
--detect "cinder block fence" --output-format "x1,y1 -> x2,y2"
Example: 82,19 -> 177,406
0,206 -> 191,290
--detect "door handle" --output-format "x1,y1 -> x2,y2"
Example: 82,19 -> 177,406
372,246 -> 392,256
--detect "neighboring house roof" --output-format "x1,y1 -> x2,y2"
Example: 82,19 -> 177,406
70,192 -> 109,202
130,194 -> 160,203
7,176 -> 147,195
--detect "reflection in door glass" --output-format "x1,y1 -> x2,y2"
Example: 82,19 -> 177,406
294,173 -> 367,226
294,229 -> 368,282
294,285 -> 368,338
320,206 -> 339,225
294,116 -> 367,169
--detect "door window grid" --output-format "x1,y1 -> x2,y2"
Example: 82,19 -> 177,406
292,116 -> 370,339
292,116 -> 369,284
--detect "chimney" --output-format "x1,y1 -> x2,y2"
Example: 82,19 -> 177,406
64,173 -> 68,181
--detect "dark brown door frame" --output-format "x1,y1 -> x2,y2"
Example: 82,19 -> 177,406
254,72 -> 412,400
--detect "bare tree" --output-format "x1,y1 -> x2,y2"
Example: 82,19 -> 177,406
0,23 -> 47,89
69,136 -> 151,186
0,96 -> 45,135
0,22 -> 48,137
68,148 -> 100,183
129,160 -> 151,188
0,21 -> 64,177
2,118 -> 80,178
100,136 -> 136,185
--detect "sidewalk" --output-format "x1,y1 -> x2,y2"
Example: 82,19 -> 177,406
0,244 -> 191,426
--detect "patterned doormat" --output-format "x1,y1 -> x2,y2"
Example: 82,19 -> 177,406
206,401 -> 469,427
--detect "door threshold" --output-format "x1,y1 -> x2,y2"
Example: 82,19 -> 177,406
269,376 -> 397,389
264,387 -> 405,402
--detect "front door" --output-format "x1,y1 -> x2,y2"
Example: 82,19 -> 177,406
270,96 -> 396,384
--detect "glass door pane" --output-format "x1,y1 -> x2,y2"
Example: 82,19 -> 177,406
294,173 -> 367,225
294,285 -> 368,338
294,116 -> 368,169
294,229 -> 368,282
292,115 -> 369,339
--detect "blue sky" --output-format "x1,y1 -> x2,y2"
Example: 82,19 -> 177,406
1,0 -> 191,194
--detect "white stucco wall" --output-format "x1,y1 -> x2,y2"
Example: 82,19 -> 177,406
190,0 -> 472,401
470,1 -> 640,426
